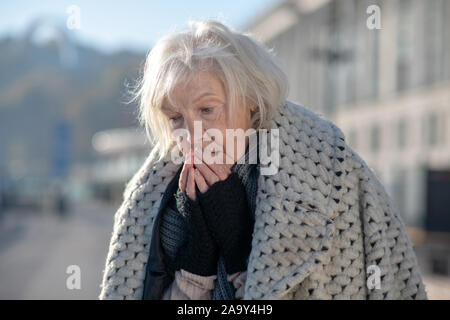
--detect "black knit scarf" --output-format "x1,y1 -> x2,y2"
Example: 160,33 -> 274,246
160,134 -> 260,299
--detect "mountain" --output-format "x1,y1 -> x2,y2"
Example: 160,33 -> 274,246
0,19 -> 146,179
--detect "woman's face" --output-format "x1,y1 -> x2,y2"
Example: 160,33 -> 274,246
161,70 -> 255,165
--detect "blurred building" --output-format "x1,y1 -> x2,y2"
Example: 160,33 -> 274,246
245,0 -> 450,276
88,127 -> 150,206
0,18 -> 143,208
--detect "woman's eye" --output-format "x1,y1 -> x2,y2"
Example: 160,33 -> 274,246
169,116 -> 182,124
201,106 -> 213,114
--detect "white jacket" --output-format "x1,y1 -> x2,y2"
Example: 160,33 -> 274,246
99,100 -> 428,300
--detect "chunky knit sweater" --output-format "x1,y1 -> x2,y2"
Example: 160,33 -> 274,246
99,100 -> 428,300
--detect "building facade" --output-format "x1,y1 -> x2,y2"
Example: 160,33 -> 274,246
245,0 -> 450,232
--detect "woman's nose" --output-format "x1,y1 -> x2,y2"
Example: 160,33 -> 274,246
184,119 -> 203,152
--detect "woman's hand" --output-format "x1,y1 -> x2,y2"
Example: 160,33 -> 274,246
178,143 -> 253,275
179,143 -> 235,199
178,148 -> 199,200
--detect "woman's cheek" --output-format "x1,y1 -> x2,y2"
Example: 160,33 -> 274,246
174,133 -> 191,157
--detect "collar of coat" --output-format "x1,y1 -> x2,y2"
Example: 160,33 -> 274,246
102,100 -> 352,300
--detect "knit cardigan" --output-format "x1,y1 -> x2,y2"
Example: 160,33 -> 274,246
99,100 -> 428,300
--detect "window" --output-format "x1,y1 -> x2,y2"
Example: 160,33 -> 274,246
423,112 -> 439,147
396,0 -> 414,92
392,167 -> 407,219
397,118 -> 407,149
370,124 -> 381,153
423,0 -> 445,85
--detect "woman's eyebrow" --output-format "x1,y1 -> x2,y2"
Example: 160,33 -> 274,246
192,92 -> 219,103
161,93 -> 222,112
161,105 -> 177,113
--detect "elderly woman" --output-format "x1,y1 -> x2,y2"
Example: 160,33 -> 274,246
99,20 -> 428,300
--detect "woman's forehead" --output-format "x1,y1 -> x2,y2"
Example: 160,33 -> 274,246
163,88 -> 225,111
160,69 -> 226,110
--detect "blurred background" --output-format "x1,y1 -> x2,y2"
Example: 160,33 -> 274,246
0,0 -> 449,299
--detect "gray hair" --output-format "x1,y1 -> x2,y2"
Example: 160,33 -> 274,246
131,19 -> 289,162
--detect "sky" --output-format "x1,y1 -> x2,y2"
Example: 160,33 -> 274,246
0,0 -> 280,54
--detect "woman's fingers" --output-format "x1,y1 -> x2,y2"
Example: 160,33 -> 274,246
207,149 -> 233,181
194,168 -> 208,193
194,154 -> 221,186
179,161 -> 189,193
196,143 -> 234,181
179,148 -> 195,193
186,167 -> 196,201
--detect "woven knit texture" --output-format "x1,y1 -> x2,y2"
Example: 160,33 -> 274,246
99,100 -> 428,300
